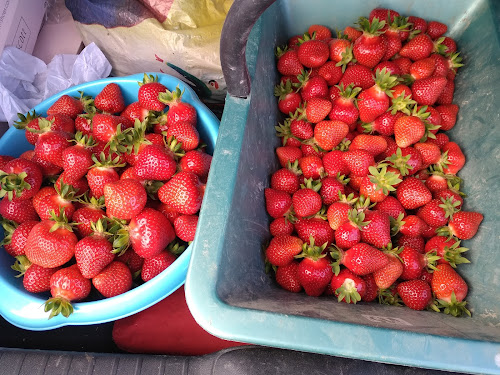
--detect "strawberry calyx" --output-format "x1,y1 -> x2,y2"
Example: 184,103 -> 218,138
274,80 -> 296,100
357,17 -> 386,36
77,91 -> 95,113
335,46 -> 356,72
300,177 -> 322,192
274,45 -> 288,59
388,92 -> 416,115
354,194 -> 374,212
124,120 -> 152,156
138,73 -> 160,87
367,165 -> 402,195
108,218 -> 130,255
105,123 -> 135,155
337,192 -> 359,206
438,196 -> 461,220
144,180 -> 164,200
442,239 -> 470,268
76,193 -> 106,210
89,218 -> 112,239
335,172 -> 350,185
91,152 -> 126,169
72,131 -> 97,148
295,69 -> 312,90
374,68 -> 400,95
433,150 -> 452,173
26,117 -> 55,134
164,135 -> 187,159
335,276 -> 362,304
0,218 -> 17,246
297,32 -> 316,45
0,170 -> 31,201
389,212 -> 406,236
447,51 -> 464,70
11,255 -> 32,277
13,110 -> 41,130
295,236 -> 328,261
378,287 -> 402,306
346,208 -> 370,230
286,160 -> 303,176
55,179 -> 82,202
382,243 -> 402,259
381,147 -> 413,176
386,15 -> 412,33
336,83 -> 362,102
431,292 -> 471,317
424,250 -> 441,271
168,241 -> 186,256
275,118 -> 297,145
433,36 -> 448,55
329,244 -> 345,275
44,296 -> 74,319
48,208 -> 75,233
158,86 -> 184,106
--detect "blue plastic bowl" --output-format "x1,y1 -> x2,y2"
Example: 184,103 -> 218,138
0,73 -> 219,330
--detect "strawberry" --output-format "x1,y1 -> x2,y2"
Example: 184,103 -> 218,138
275,80 -> 302,115
92,113 -> 133,146
74,220 -> 115,278
396,214 -> 429,237
158,171 -> 204,215
417,198 -> 459,227
439,141 -> 465,175
436,79 -> 455,105
141,250 -> 177,282
295,239 -> 333,296
271,168 -> 300,195
328,38 -> 354,70
87,153 -> 124,198
266,235 -> 303,267
137,74 -> 167,111
116,248 -> 144,275
359,166 -> 401,203
288,117 -> 314,141
295,217 -> 334,246
414,142 -> 441,168
297,38 -> 329,68
327,199 -> 355,230
178,150 -> 212,178
62,132 -> 95,183
342,149 -> 375,177
397,279 -> 433,310
166,121 -> 200,152
408,16 -> 427,33
24,212 -> 77,268
2,220 -> 37,257
397,234 -> 425,254
292,181 -> 323,218
319,176 -> 346,205
360,210 -> 392,248
322,150 -> 350,177
427,21 -> 447,40
396,176 -> 432,209
45,264 -> 91,318
374,253 -> 403,289
275,261 -> 302,293
334,209 -> 367,249
408,57 -> 436,81
133,144 -> 177,181
434,188 -> 464,209
353,17 -> 387,68
104,178 -> 147,220
399,33 -> 434,61
121,101 -> 150,123
264,188 -> 292,219
328,84 -> 361,125
34,129 -> 72,168
75,114 -> 93,136
159,86 -> 197,128
308,24 -> 332,40
331,242 -> 388,276
92,261 -> 132,297
34,181 -> 77,221
297,71 -> 328,101
362,111 -> 402,136
374,60 -> 402,75
344,26 -> 362,41
424,236 -> 469,268
392,56 -> 412,75
299,155 -> 324,180
440,37 -> 457,54
330,268 -> 366,303
373,195 -> 406,219
23,263 -> 59,293
0,158 -> 42,201
411,76 -> 447,106
339,64 -> 375,90
393,113 -> 426,148
438,211 -> 483,240
47,94 -> 85,119
431,263 -> 470,316
72,196 -> 106,238
350,134 -> 388,156
94,83 -> 125,114
312,120 -> 349,151
358,68 -> 399,123
399,246 -> 439,280
173,214 -> 198,242
270,217 -> 294,237
303,97 -> 331,123
435,104 -> 459,131
276,48 -> 304,76
0,196 -> 39,224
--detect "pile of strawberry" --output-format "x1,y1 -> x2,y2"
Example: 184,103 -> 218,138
0,74 -> 211,318
265,8 -> 483,316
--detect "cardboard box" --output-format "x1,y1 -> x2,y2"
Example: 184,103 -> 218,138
0,0 -> 47,56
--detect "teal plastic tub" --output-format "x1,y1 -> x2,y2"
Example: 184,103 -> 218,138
0,73 -> 220,330
185,1 -> 500,374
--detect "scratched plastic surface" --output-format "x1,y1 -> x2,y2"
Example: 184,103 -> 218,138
0,73 -> 220,331
185,0 -> 500,374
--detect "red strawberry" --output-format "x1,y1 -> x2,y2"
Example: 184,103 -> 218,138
334,209 -> 367,249
312,120 -> 349,151
439,211 -> 483,240
121,101 -> 150,123
440,141 -> 465,175
373,195 -> 406,219
0,197 -> 38,224
72,198 -> 106,238
362,111 -> 402,136
360,210 -> 392,248
299,155 -> 324,180
3,220 -> 37,257
75,114 -> 93,136
289,117 -> 314,140
141,250 -> 177,282
276,49 -> 304,76
276,146 -> 302,168
424,235 -> 469,267
353,17 -> 387,68
417,198 -> 459,227
275,261 -> 302,293
344,26 -> 362,41
414,142 -> 441,168
427,21 -> 447,40
158,86 -> 197,128
361,273 -> 378,302
23,263 -> 59,293
292,184 -> 323,218
374,253 -> 403,289
266,235 -> 303,267
158,172 -> 204,215
92,113 -> 133,145
358,68 -> 398,123
75,222 -> 115,279
399,246 -> 439,280
327,200 -> 353,230
397,279 -> 433,310
397,215 -> 429,237
297,72 -> 328,101
411,76 -> 447,106
408,16 -> 427,33
24,215 -> 77,268
270,217 -> 294,237
319,176 -> 346,205
34,181 -> 77,221
166,121 -> 200,152
104,179 -> 147,220
393,114 -> 426,148
399,34 -> 434,61
264,188 -> 292,219
431,263 -> 470,316
322,150 -> 350,177
275,80 -> 302,115
62,133 -> 95,182
45,264 -> 91,318
271,168 -> 300,195
350,134 -> 388,156
133,144 -> 177,181
295,217 -> 334,246
47,94 -> 85,119
303,97 -> 331,123
339,64 -> 375,90
93,261 -> 133,297
436,79 -> 455,105
342,149 -> 375,177
328,84 -> 361,125
328,39 -> 354,70
116,248 -> 144,275
137,74 -> 167,111
297,39 -> 329,68
173,214 -> 198,242
330,268 -> 366,304
331,243 -> 389,276
434,188 -> 463,209
396,177 -> 432,209
0,158 -> 42,202
397,234 -> 425,254
178,150 -> 212,178
435,104 -> 459,131
308,24 -> 332,40
34,129 -> 72,168
94,83 -> 125,114
392,56 -> 412,75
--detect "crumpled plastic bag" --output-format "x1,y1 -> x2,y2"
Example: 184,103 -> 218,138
65,0 -> 232,105
0,42 -> 111,125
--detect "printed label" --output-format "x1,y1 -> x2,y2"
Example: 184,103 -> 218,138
362,314 -> 413,326
13,17 -> 31,51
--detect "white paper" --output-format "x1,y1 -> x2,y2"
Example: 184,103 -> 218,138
0,42 -> 112,125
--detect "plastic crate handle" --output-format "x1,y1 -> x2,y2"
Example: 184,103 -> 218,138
220,0 -> 277,98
